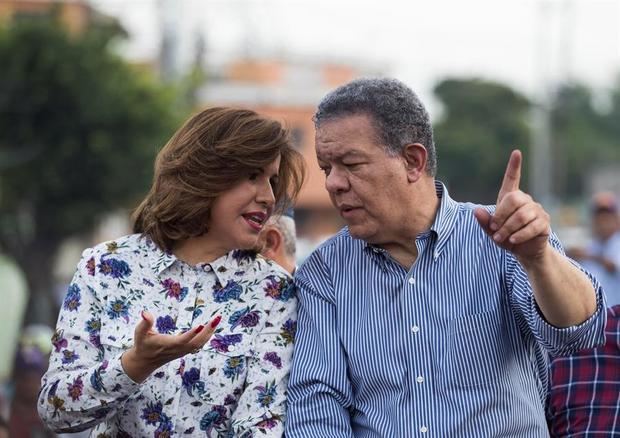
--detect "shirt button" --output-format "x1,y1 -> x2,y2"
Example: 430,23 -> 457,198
411,325 -> 420,333
416,376 -> 424,383
204,265 -> 212,272
408,277 -> 415,285
420,426 -> 428,433
227,345 -> 235,352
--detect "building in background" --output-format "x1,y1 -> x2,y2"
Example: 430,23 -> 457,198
0,0 -> 115,35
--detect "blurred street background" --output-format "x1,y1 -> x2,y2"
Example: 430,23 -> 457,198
0,0 -> 619,435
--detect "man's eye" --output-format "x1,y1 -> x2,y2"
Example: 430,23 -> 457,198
344,163 -> 361,169
320,166 -> 331,176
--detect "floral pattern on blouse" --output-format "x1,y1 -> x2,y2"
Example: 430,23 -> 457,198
38,234 -> 296,437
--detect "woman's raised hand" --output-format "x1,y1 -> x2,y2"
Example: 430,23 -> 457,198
121,311 -> 221,383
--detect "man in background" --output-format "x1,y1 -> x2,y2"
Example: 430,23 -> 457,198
257,208 -> 297,275
548,193 -> 620,436
568,192 -> 620,305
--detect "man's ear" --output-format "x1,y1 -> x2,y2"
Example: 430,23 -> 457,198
402,143 -> 428,183
261,227 -> 282,259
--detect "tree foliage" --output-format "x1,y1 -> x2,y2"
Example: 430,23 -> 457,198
433,78 -> 531,204
0,15 -> 179,324
433,77 -> 620,204
550,82 -> 620,200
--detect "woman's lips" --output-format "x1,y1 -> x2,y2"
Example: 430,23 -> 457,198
242,212 -> 267,231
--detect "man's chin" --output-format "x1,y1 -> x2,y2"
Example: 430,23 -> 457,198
347,225 -> 373,241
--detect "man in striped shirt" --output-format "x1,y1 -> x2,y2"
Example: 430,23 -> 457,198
285,78 -> 606,437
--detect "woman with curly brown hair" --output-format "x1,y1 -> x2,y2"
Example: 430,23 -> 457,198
38,107 -> 305,437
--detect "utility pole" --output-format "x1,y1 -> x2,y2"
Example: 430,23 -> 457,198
158,0 -> 181,81
530,0 -> 554,210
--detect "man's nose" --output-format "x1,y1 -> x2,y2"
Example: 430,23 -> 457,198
325,168 -> 349,194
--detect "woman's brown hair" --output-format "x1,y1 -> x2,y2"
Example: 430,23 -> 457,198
133,107 -> 306,251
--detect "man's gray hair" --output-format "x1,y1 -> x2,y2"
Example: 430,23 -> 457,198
314,77 -> 437,176
269,215 -> 296,258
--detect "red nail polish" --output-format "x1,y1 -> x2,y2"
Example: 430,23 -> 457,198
210,315 -> 222,329
195,325 -> 204,334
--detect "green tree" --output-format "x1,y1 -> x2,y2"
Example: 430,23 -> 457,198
433,78 -> 531,203
0,15 -> 179,325
550,82 -> 620,200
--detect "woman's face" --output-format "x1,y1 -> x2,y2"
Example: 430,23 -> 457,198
204,155 -> 282,255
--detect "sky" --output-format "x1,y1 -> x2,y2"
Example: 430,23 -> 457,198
91,0 -> 620,110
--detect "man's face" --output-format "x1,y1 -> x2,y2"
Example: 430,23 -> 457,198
315,114 -> 410,244
592,210 -> 619,241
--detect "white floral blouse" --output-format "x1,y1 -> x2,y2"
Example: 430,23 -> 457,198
38,234 -> 297,437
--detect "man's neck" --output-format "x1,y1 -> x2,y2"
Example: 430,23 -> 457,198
379,178 -> 441,269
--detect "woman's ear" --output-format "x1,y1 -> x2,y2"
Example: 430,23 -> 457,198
402,143 -> 428,183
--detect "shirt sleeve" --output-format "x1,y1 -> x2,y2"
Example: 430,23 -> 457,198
38,248 -> 141,433
505,232 -> 607,357
285,251 -> 354,438
229,273 -> 296,437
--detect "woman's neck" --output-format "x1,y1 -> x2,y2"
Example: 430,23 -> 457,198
173,235 -> 226,265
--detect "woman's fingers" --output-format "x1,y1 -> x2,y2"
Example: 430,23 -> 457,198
133,310 -> 155,343
180,315 -> 222,353
132,313 -> 223,363
123,313 -> 224,382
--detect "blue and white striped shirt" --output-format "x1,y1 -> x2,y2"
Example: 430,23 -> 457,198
286,183 -> 606,438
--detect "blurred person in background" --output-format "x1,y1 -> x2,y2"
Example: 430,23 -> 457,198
38,107 -> 305,437
567,192 -> 620,305
0,416 -> 8,438
547,304 -> 620,436
286,77 -> 605,437
256,207 -> 297,276
8,325 -> 54,438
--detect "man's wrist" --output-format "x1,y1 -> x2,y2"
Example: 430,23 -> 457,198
516,244 -> 553,272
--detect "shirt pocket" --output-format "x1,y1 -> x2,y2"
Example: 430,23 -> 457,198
197,330 -> 255,405
441,310 -> 511,388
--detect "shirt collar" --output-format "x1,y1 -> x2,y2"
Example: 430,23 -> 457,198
208,250 -> 260,285
363,180 -> 460,262
429,180 -> 460,260
145,237 -> 177,276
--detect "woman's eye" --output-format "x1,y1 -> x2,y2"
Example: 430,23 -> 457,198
249,172 -> 259,181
